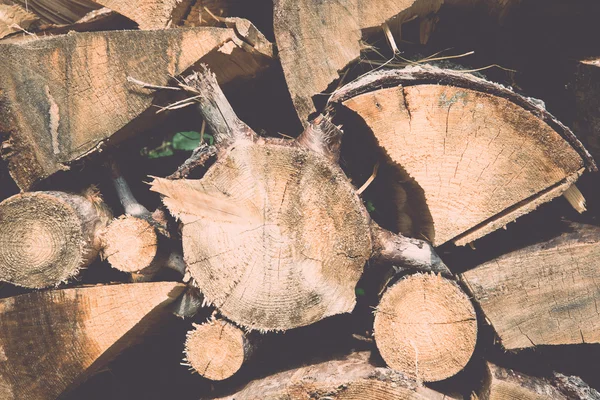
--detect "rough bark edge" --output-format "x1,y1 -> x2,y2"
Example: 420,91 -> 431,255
454,169 -> 584,245
329,65 -> 596,171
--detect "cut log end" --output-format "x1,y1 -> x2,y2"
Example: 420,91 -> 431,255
152,141 -> 372,331
374,273 -> 477,382
101,215 -> 158,274
184,319 -> 248,381
0,191 -> 111,288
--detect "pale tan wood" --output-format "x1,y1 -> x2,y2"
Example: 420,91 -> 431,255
273,0 -> 443,124
150,67 -> 445,331
0,282 -> 185,400
0,3 -> 37,39
213,351 -> 454,400
461,223 -> 600,350
3,0 -> 99,25
183,318 -> 251,380
101,215 -> 159,274
478,363 -> 599,400
374,273 -> 477,382
335,66 -> 590,246
0,189 -> 112,288
93,0 -> 192,29
0,25 -> 272,190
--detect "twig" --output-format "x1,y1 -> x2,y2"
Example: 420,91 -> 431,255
357,162 -> 380,195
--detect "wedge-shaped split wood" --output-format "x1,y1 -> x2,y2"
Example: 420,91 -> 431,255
0,189 -> 112,288
478,362 -> 600,400
331,66 -> 595,246
0,25 -> 272,190
374,273 -> 477,382
183,318 -> 253,381
213,351 -> 453,400
93,0 -> 191,29
0,3 -> 38,39
0,282 -> 185,400
273,0 -> 445,124
461,223 -> 600,350
150,66 -> 449,332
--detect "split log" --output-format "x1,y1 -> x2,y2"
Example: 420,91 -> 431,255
478,362 -> 600,400
150,66 -> 448,331
374,273 -> 477,382
572,58 -> 600,163
183,318 -> 253,381
461,222 -> 600,350
1,0 -> 99,25
273,0 -> 444,125
0,3 -> 38,39
331,66 -> 595,246
0,189 -> 111,288
92,0 -> 192,29
0,282 -> 185,400
213,351 -> 453,399
0,25 -> 272,190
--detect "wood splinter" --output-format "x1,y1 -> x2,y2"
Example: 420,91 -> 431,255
0,188 -> 112,288
149,65 -> 449,332
374,273 -> 477,382
183,318 -> 254,381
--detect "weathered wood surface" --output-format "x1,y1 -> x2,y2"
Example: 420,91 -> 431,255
374,273 -> 477,382
213,351 -> 453,400
332,66 -> 594,246
93,0 -> 192,29
184,318 -> 252,381
0,25 -> 272,190
0,282 -> 185,400
273,0 -> 443,125
478,362 -> 600,400
462,223 -> 600,349
0,190 -> 111,288
2,0 -> 99,25
0,3 -> 38,39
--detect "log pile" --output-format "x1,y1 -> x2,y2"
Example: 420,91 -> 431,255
0,1 -> 600,399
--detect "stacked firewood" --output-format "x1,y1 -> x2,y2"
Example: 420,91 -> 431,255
1,1 -> 600,399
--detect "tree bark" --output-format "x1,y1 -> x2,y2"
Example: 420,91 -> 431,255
461,222 -> 600,350
0,282 -> 185,400
0,189 -> 112,288
0,25 -> 272,190
184,318 -> 254,381
213,351 -> 454,399
374,273 -> 477,382
332,66 -> 594,246
477,362 -> 600,400
572,58 -> 600,163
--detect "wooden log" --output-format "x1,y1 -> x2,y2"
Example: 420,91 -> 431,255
93,0 -> 192,29
572,58 -> 600,163
273,0 -> 444,125
0,25 -> 272,190
478,362 -> 600,400
213,351 -> 453,399
0,282 -> 186,400
150,66 -> 448,331
183,318 -> 252,381
0,3 -> 38,39
331,66 -> 595,246
374,273 -> 477,382
2,0 -> 100,25
461,223 -> 600,350
0,189 -> 112,288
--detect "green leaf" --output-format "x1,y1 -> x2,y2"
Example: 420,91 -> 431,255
365,200 -> 376,214
172,131 -> 201,151
146,146 -> 174,159
355,287 -> 365,296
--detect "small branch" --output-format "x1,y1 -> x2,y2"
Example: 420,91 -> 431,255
357,162 -> 380,195
370,224 -> 451,276
127,76 -> 181,91
167,144 -> 218,179
296,114 -> 344,163
107,158 -> 151,218
182,65 -> 256,144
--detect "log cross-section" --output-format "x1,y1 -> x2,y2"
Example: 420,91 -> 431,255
332,66 -> 594,246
